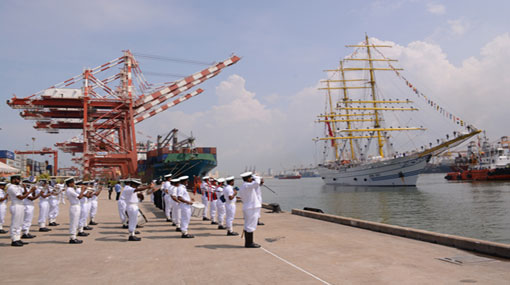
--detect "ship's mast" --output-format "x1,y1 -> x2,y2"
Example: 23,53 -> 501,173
325,79 -> 339,160
365,35 -> 384,157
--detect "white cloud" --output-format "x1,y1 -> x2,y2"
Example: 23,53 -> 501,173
427,3 -> 446,15
447,19 -> 470,36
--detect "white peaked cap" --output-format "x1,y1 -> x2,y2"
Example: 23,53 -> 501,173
202,176 -> 209,180
240,171 -> 253,178
179,176 -> 189,181
217,178 -> 225,183
164,173 -> 172,178
64,177 -> 75,183
170,178 -> 180,183
130,178 -> 142,185
225,176 -> 235,181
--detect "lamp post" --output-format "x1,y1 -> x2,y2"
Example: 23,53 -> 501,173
31,137 -> 36,177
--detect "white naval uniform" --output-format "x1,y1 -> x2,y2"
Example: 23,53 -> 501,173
162,181 -> 172,220
37,186 -> 51,228
208,184 -> 217,222
223,184 -> 237,231
200,182 -> 209,218
66,186 -> 81,239
177,184 -> 191,234
0,188 -> 7,230
215,186 -> 226,226
7,184 -> 24,241
89,189 -> 99,222
22,190 -> 36,234
117,186 -> 128,226
78,188 -> 91,230
170,185 -> 181,227
48,185 -> 61,223
122,185 -> 139,235
238,177 -> 262,233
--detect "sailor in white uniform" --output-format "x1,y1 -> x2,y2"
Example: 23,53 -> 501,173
0,181 -> 8,234
89,181 -> 102,225
122,178 -> 154,241
37,179 -> 52,232
238,172 -> 263,248
65,177 -> 86,244
117,179 -> 128,228
169,178 -> 181,230
162,173 -> 173,222
77,181 -> 93,237
8,175 -> 37,246
177,176 -> 194,238
200,176 -> 210,221
215,178 -> 226,230
208,178 -> 218,225
22,179 -> 40,239
223,176 -> 239,236
48,181 -> 62,226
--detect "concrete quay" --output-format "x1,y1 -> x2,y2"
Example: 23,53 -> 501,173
1,193 -> 509,284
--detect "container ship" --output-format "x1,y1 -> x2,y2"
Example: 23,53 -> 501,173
137,129 -> 216,181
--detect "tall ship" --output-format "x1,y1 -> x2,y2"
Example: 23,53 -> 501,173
316,35 -> 480,186
445,135 -> 510,181
137,129 -> 216,181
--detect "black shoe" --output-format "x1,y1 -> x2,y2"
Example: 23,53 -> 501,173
202,217 -> 210,221
218,225 -> 226,230
21,240 -> 29,245
135,231 -> 140,234
227,231 -> 239,236
0,229 -> 8,234
83,226 -> 93,230
175,227 -> 181,232
48,222 -> 59,226
22,233 -> 36,239
244,231 -> 261,248
166,218 -> 172,222
69,239 -> 83,244
11,240 -> 23,247
89,221 -> 98,225
136,225 -> 143,228
77,232 -> 89,237
122,224 -> 128,229
39,227 -> 51,232
211,221 -> 218,225
128,235 -> 141,241
257,221 -> 265,226
171,223 -> 176,226
181,233 -> 194,238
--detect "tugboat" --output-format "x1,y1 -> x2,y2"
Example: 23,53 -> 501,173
445,136 -> 510,181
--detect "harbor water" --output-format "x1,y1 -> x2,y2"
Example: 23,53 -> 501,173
259,173 -> 510,244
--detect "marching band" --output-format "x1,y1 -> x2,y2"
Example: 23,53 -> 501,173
0,172 -> 265,248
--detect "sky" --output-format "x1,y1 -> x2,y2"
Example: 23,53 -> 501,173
0,0 -> 509,176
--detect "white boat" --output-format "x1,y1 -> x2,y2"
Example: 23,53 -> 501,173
315,35 -> 480,186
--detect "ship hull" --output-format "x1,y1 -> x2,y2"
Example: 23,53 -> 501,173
138,149 -> 217,181
445,168 -> 510,181
318,155 -> 430,186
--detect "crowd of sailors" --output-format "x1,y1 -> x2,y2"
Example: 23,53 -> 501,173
0,171 -> 264,248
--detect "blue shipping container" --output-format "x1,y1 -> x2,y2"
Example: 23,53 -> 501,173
0,150 -> 15,160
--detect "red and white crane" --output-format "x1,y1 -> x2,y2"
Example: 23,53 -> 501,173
8,51 -> 240,178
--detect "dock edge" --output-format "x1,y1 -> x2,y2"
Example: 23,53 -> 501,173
291,209 -> 510,259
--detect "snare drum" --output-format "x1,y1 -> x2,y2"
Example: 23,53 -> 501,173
191,202 -> 205,218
